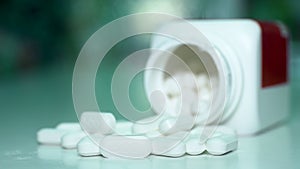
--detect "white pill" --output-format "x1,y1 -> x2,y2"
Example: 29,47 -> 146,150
174,72 -> 197,89
159,115 -> 194,135
194,109 -> 212,126
199,87 -> 212,101
80,111 -> 116,134
206,134 -> 238,155
190,126 -> 204,136
161,142 -> 186,157
164,77 -> 180,97
115,121 -> 133,135
61,131 -> 86,149
37,128 -> 67,145
77,136 -> 101,157
185,139 -> 206,155
196,73 -> 209,89
191,99 -> 210,116
149,90 -> 167,115
100,135 -> 152,159
56,122 -> 81,131
164,97 -> 180,117
180,88 -> 198,115
151,131 -> 188,155
151,137 -> 175,155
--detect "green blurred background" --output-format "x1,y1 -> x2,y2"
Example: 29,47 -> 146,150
0,0 -> 299,127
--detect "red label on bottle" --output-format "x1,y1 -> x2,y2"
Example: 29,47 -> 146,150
257,21 -> 288,88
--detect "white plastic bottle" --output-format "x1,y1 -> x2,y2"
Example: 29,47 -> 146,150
144,19 -> 289,135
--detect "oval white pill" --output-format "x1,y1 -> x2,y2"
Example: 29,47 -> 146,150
199,87 -> 212,101
61,131 -> 86,149
206,134 -> 238,155
196,74 -> 209,89
191,100 -> 210,116
100,135 -> 151,159
159,118 -> 176,134
164,77 -> 180,97
77,136 -> 101,157
149,90 -> 167,115
37,128 -> 67,145
80,111 -> 116,135
175,72 -> 197,89
180,88 -> 198,115
161,142 -> 186,157
164,97 -> 180,117
56,123 -> 81,131
190,126 -> 204,137
185,139 -> 206,155
151,131 -> 188,155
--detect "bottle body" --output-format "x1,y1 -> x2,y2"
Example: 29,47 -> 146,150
145,19 -> 289,135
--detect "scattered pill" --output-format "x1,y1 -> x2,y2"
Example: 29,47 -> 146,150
206,133 -> 238,155
158,118 -> 175,134
151,131 -> 188,155
80,111 -> 116,135
164,77 -> 180,97
61,131 -> 86,149
199,87 -> 212,101
149,90 -> 167,115
77,136 -> 101,157
151,137 -> 177,155
197,73 -> 209,89
37,128 -> 67,145
191,99 -> 210,116
35,69 -> 239,159
174,72 -> 197,89
185,139 -> 206,155
100,135 -> 152,159
161,141 -> 186,157
164,97 -> 180,117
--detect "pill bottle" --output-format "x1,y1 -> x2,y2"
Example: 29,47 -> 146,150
144,19 -> 289,135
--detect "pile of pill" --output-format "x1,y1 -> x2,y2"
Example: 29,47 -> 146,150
158,72 -> 212,124
37,72 -> 238,159
37,113 -> 237,159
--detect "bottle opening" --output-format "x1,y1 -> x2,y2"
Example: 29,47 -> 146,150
145,43 -> 228,125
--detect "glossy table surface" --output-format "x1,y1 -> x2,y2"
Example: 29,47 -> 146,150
1,116 -> 300,169
0,64 -> 299,169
